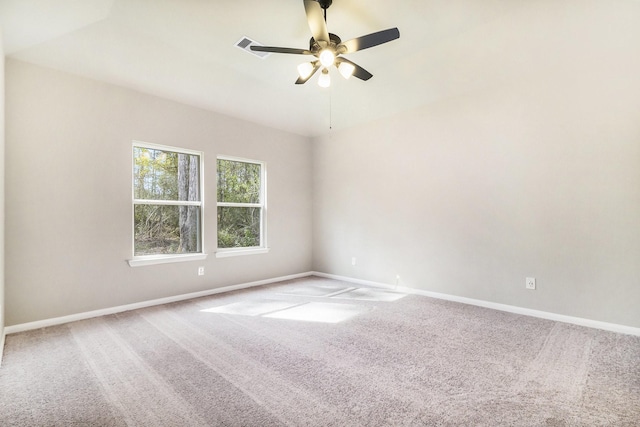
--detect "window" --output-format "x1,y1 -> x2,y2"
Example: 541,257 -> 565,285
130,142 -> 205,265
216,156 -> 267,257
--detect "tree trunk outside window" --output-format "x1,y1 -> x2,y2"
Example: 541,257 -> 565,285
178,154 -> 199,252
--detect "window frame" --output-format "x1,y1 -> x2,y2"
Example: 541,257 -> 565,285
128,141 -> 207,267
216,155 -> 268,258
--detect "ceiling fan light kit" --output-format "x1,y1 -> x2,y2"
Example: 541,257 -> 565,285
250,0 -> 400,88
338,61 -> 356,79
318,68 -> 331,88
319,49 -> 336,68
297,62 -> 316,80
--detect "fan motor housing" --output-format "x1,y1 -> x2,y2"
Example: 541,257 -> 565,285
318,0 -> 333,9
309,33 -> 341,52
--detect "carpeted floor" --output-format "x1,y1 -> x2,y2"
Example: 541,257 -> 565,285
1,276 -> 639,426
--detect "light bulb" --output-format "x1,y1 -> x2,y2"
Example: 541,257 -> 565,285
319,49 -> 335,68
338,62 -> 356,79
318,69 -> 330,88
297,62 -> 314,79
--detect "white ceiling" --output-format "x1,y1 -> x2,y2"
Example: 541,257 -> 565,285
1,0 -> 637,137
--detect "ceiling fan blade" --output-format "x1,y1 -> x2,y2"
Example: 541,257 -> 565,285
250,46 -> 312,55
336,57 -> 373,81
304,0 -> 330,46
338,28 -> 400,54
295,63 -> 322,85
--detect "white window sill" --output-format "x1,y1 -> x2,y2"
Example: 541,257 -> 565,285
215,248 -> 270,258
128,253 -> 208,267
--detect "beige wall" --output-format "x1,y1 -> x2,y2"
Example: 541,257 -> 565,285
5,59 -> 313,326
1,31 -> 5,347
312,9 -> 640,328
5,0 -> 640,330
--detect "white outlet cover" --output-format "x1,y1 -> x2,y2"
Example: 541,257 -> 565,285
526,277 -> 536,289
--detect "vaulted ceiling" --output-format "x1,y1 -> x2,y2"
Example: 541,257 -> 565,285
2,0 -> 638,136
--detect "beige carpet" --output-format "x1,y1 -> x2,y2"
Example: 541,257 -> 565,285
1,276 -> 639,426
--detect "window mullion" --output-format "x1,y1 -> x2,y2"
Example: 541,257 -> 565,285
216,202 -> 262,208
134,199 -> 202,206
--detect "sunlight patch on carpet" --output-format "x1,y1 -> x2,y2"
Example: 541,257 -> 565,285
264,302 -> 367,323
278,284 -> 355,297
201,300 -> 367,324
201,299 -> 299,316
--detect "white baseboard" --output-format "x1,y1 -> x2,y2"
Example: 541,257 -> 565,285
5,270 -> 639,338
5,272 -> 314,335
0,329 -> 5,367
312,271 -> 640,337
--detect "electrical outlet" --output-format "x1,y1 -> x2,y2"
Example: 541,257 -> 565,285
526,277 -> 536,290
198,266 -> 205,276
352,257 -> 357,266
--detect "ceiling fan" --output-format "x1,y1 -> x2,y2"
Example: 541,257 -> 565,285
250,0 -> 400,87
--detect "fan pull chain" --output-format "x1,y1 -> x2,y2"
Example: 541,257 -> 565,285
329,86 -> 332,130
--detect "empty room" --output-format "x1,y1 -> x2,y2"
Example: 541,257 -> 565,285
0,0 -> 639,425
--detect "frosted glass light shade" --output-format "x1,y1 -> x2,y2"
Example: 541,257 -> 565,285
318,69 -> 330,88
297,62 -> 314,79
338,62 -> 356,79
319,49 -> 335,67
